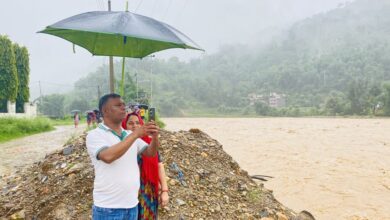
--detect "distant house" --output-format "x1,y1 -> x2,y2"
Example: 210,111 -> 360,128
247,92 -> 286,108
269,92 -> 286,108
248,93 -> 267,106
0,100 -> 37,118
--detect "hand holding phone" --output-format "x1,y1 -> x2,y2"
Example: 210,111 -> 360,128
148,108 -> 156,122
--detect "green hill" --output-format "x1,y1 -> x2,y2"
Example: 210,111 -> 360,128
68,0 -> 390,117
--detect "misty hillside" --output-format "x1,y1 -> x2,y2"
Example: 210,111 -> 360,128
68,0 -> 390,116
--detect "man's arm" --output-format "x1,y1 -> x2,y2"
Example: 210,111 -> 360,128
98,133 -> 140,164
99,123 -> 159,163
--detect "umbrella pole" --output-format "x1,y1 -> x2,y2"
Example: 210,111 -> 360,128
121,57 -> 126,97
108,0 -> 115,93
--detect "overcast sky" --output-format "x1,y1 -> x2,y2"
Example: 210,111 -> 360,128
0,0 -> 348,99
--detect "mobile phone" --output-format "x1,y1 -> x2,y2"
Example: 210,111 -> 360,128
148,108 -> 156,122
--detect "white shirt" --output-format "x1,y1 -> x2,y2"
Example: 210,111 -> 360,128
86,123 -> 148,208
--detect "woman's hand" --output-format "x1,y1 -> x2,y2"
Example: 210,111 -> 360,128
160,191 -> 169,207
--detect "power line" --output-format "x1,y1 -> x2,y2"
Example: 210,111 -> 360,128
162,0 -> 173,21
95,0 -> 99,10
150,0 -> 159,18
37,81 -> 98,88
174,0 -> 189,25
135,0 -> 144,13
95,0 -> 103,10
99,0 -> 105,10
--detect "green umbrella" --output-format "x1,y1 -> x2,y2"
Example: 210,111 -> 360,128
39,10 -> 203,96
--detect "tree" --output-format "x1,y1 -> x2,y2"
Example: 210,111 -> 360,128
325,92 -> 345,115
67,98 -> 90,113
38,94 -> 66,118
0,35 -> 19,112
383,83 -> 390,116
120,72 -> 137,103
13,44 -> 30,113
368,84 -> 382,115
347,80 -> 367,115
255,101 -> 270,116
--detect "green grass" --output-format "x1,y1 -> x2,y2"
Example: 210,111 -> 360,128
0,117 -> 55,143
247,188 -> 263,203
48,116 -> 75,126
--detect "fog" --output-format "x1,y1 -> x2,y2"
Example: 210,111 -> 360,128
0,0 -> 347,99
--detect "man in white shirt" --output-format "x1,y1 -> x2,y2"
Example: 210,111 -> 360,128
86,93 -> 159,220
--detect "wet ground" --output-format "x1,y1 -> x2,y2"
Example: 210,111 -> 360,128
0,125 -> 86,176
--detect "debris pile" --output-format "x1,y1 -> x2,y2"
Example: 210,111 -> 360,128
0,128 -> 310,219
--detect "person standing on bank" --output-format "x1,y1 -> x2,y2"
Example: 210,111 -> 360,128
73,112 -> 80,128
86,93 -> 160,220
122,112 -> 169,220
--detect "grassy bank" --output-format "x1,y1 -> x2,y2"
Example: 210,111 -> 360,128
48,116 -> 74,126
0,117 -> 54,143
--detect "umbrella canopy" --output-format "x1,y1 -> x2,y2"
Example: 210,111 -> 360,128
39,11 -> 203,58
70,109 -> 81,113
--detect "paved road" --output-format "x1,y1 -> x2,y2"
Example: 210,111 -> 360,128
0,125 -> 86,176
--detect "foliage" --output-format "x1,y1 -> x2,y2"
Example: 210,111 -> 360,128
66,0 -> 390,117
67,98 -> 90,113
0,117 -> 54,143
383,83 -> 390,116
14,44 -> 30,113
0,35 -> 18,105
38,94 -> 66,118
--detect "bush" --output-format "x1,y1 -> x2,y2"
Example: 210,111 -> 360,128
0,117 -> 54,143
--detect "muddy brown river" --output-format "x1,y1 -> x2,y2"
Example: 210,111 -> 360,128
163,117 -> 390,220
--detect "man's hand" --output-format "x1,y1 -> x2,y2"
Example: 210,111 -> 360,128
144,121 -> 159,138
140,122 -> 160,157
133,122 -> 159,138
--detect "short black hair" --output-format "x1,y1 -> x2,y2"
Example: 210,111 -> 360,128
99,93 -> 121,116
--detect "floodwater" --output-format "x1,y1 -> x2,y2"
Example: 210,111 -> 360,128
163,117 -> 390,220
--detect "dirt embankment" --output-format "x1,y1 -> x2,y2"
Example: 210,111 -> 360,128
0,129 -> 313,220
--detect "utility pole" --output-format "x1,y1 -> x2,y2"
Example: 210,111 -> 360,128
108,0 -> 115,93
38,81 -> 43,104
97,85 -> 102,99
150,58 -> 153,107
135,72 -> 138,102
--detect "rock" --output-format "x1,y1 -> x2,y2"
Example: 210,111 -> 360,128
259,208 -> 270,218
53,203 -> 72,220
10,209 -> 25,220
294,210 -> 316,220
241,213 -> 254,219
65,163 -> 83,175
238,183 -> 248,191
169,179 -> 177,186
223,195 -> 230,203
62,146 -> 73,156
194,174 -> 200,182
60,163 -> 67,169
189,128 -> 201,133
276,212 -> 288,220
41,175 -> 48,183
176,198 -> 186,206
0,130 -> 298,220
215,204 -> 221,212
